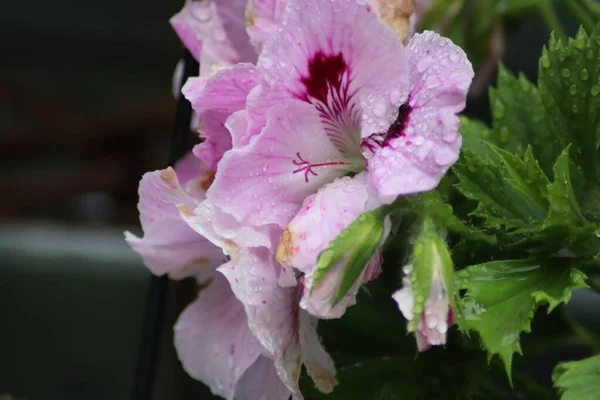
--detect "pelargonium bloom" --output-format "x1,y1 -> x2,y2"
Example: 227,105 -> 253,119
125,154 -> 292,399
194,0 -> 472,318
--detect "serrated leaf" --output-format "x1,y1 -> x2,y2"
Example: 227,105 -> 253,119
489,66 -> 562,175
538,26 -> 600,187
490,145 -> 550,214
453,148 -> 543,230
456,260 -> 588,378
553,354 -> 600,400
314,207 -> 388,306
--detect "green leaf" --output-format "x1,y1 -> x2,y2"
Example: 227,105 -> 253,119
314,207 -> 388,306
538,26 -> 600,187
456,260 -> 588,378
545,146 -> 587,226
489,66 -> 562,175
553,354 -> 600,400
490,145 -> 550,214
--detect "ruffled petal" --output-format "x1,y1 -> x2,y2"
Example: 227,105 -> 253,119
125,167 -> 224,281
207,100 -> 350,231
367,31 -> 473,203
218,247 -> 337,397
247,0 -> 409,155
278,173 -> 385,318
182,64 -> 261,169
174,274 -> 265,400
245,0 -> 289,51
170,0 -> 257,76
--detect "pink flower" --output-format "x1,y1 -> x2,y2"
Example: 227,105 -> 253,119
191,0 -> 472,318
126,155 -> 296,399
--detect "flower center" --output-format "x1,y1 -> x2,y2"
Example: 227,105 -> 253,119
297,51 -> 361,155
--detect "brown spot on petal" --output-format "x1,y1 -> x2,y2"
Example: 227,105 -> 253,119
245,2 -> 257,27
306,363 -> 339,394
200,169 -> 216,192
176,203 -> 196,217
191,257 -> 210,265
159,167 -> 178,187
372,0 -> 415,44
276,228 -> 295,265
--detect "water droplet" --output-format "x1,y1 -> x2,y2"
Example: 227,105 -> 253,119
572,104 -> 579,114
569,84 -> 577,95
561,68 -> 571,78
192,4 -> 212,21
591,85 -> 600,96
261,57 -> 274,69
372,100 -> 386,117
580,68 -> 589,81
449,52 -> 459,62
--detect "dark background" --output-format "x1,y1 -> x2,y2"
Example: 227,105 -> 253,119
1,1 -> 598,400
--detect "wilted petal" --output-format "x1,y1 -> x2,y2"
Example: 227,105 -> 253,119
218,247 -> 336,397
246,0 -> 409,154
125,166 -> 224,281
298,310 -> 338,393
174,274 -> 265,400
182,64 -> 261,169
207,100 -> 351,231
277,173 -> 385,318
170,0 -> 256,76
367,31 -> 473,203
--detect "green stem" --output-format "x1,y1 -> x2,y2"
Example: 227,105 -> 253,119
570,321 -> 600,353
581,0 -> 600,19
561,0 -> 596,31
538,0 -> 568,40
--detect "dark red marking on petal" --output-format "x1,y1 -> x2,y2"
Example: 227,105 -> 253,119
360,102 -> 412,155
292,152 -> 351,183
300,52 -> 348,104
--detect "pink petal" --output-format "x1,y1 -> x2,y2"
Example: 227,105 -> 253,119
178,198 -> 276,252
207,100 -> 350,231
245,0 -> 289,51
367,31 -> 473,203
170,0 -> 256,76
235,355 -> 292,400
125,167 -> 224,280
218,247 -> 337,397
174,274 -> 265,400
278,173 -> 385,318
182,64 -> 261,169
246,0 -> 409,154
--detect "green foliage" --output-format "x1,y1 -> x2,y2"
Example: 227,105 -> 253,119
457,260 -> 588,377
553,354 -> 600,400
